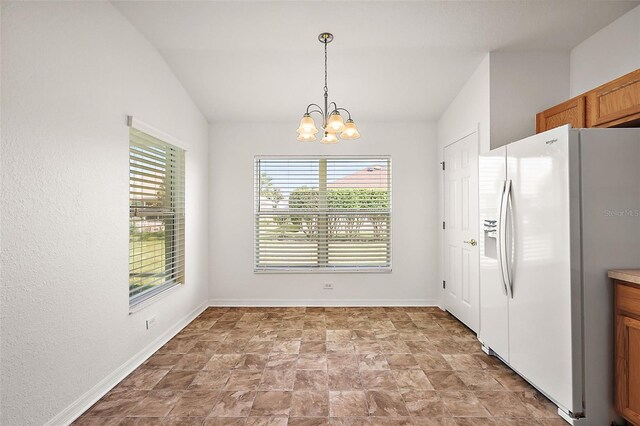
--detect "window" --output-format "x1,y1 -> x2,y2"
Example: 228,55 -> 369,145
129,123 -> 185,308
254,156 -> 392,272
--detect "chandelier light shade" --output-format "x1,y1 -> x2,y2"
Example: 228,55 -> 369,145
327,111 -> 346,133
297,114 -> 319,135
297,32 -> 360,143
297,133 -> 315,142
297,132 -> 317,142
321,132 -> 338,144
340,119 -> 361,140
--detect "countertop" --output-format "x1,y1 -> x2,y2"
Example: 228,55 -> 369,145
608,269 -> 640,285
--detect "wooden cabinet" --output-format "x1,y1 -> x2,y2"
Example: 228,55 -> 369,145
588,69 -> 640,128
536,68 -> 640,133
536,96 -> 585,133
615,279 -> 640,426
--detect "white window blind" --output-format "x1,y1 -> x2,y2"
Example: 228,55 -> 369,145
255,156 -> 392,272
129,126 -> 185,307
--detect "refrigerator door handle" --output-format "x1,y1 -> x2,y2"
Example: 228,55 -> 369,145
497,180 -> 509,296
501,179 -> 514,298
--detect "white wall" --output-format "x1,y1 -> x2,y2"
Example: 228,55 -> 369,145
436,55 -> 490,310
438,55 -> 491,155
437,51 -> 571,153
209,122 -> 439,305
0,2 -> 209,425
570,5 -> 640,97
489,51 -> 569,148
0,3 -> 3,415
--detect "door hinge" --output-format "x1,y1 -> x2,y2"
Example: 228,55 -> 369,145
440,161 -> 445,171
443,280 -> 446,289
442,221 -> 446,230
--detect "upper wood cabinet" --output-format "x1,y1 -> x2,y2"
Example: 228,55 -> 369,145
536,96 -> 585,133
588,69 -> 640,128
536,68 -> 640,133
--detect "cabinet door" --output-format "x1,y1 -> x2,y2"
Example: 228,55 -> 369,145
616,314 -> 640,425
536,96 -> 585,133
589,69 -> 640,128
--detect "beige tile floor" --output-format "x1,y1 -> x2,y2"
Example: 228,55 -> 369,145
74,307 -> 568,425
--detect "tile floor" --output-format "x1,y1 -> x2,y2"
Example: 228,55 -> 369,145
75,307 -> 567,425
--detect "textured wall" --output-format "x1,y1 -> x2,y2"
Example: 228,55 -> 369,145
489,51 -> 570,149
438,55 -> 491,155
437,54 -> 490,311
570,5 -> 640,97
0,2 -> 209,424
208,122 -> 440,305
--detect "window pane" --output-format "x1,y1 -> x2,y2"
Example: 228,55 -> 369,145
129,127 -> 185,306
255,157 -> 391,271
258,159 -> 319,212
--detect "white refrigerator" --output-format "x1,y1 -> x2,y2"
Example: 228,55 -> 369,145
479,125 -> 640,425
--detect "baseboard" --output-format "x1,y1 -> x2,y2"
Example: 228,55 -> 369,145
47,301 -> 208,426
208,298 -> 440,307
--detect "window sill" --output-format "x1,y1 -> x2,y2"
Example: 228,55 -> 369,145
254,267 -> 392,274
129,283 -> 183,315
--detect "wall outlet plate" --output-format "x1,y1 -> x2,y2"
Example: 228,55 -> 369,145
146,316 -> 157,330
323,282 -> 334,290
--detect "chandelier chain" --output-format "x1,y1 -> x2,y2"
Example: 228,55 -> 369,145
324,40 -> 328,96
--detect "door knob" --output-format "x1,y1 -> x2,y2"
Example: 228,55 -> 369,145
464,239 -> 477,246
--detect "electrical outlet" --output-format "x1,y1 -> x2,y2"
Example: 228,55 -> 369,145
323,282 -> 334,290
146,316 -> 157,330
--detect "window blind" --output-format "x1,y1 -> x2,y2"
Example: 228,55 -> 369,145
255,156 -> 392,272
129,127 -> 185,307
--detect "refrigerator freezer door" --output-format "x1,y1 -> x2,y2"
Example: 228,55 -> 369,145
506,126 -> 583,415
478,146 -> 509,360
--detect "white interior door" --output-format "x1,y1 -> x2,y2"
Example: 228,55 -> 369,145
443,132 -> 479,332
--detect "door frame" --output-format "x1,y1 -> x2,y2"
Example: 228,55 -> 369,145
440,124 -> 481,329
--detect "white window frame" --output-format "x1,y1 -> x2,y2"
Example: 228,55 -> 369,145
128,116 -> 186,311
254,155 -> 392,274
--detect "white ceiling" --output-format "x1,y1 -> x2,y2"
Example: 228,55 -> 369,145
113,1 -> 638,123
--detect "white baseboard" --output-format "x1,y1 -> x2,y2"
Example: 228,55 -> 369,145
208,298 -> 440,307
47,301 -> 208,426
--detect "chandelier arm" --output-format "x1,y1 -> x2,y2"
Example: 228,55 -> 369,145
307,109 -> 325,119
306,103 -> 324,115
330,107 -> 353,121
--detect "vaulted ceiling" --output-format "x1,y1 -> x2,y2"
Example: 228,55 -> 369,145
113,1 -> 638,122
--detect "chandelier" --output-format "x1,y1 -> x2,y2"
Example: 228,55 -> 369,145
297,32 -> 360,143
